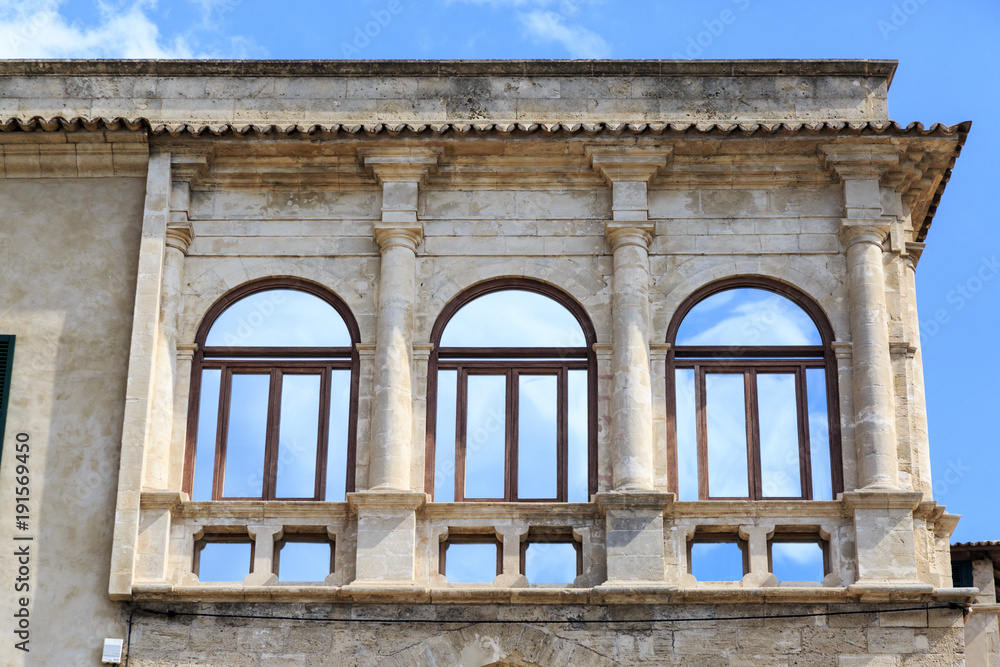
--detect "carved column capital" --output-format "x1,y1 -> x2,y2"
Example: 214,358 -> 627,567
904,241 -> 926,270
841,220 -> 890,249
165,221 -> 195,254
605,221 -> 654,251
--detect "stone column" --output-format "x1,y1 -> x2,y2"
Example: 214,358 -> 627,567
346,149 -> 437,588
589,147 -> 671,491
363,149 -> 439,491
823,147 -> 900,491
824,146 -> 929,593
589,147 -> 676,588
145,182 -> 194,490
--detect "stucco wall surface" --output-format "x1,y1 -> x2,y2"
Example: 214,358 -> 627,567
0,177 -> 145,665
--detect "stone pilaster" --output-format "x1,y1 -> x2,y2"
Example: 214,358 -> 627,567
110,150 -> 172,599
904,241 -> 933,495
145,180 -> 194,491
595,492 -> 675,587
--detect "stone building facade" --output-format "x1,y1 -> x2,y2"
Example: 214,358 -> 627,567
0,59 -> 983,665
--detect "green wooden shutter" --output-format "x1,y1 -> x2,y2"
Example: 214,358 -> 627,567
0,335 -> 14,462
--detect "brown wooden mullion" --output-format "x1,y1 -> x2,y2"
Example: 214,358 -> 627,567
212,366 -> 234,501
262,369 -> 282,500
796,366 -> 814,500
203,346 -> 353,358
746,369 -> 762,500
314,366 -> 332,502
664,356 -> 678,495
695,365 -> 709,500
454,367 -> 468,503
557,367 -> 568,503
507,369 -> 518,502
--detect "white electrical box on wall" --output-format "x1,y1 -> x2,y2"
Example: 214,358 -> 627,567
102,638 -> 124,664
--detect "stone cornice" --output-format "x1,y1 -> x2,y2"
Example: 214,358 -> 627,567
819,143 -> 901,182
0,59 -> 900,80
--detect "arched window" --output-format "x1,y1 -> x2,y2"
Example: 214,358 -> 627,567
666,278 -> 842,501
426,279 -> 597,503
184,279 -> 359,502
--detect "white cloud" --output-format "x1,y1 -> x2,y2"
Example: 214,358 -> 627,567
519,9 -> 609,58
0,1 -> 193,58
0,0 -> 262,59
444,0 -> 611,58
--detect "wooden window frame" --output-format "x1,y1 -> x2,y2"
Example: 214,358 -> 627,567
273,534 -> 335,580
425,279 -> 598,503
193,534 -> 255,580
665,277 -> 844,501
438,534 -> 503,580
519,532 -> 583,582
183,278 -> 361,502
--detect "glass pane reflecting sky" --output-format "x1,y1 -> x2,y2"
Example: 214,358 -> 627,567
223,374 -> 269,497
517,375 -> 557,499
193,369 -> 221,501
757,373 -> 802,498
207,289 -> 350,347
705,374 -> 749,497
676,288 -> 821,347
441,290 -> 585,348
464,375 -> 506,499
275,374 -> 321,499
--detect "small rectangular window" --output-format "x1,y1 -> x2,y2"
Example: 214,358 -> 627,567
688,535 -> 747,582
194,536 -> 254,582
274,536 -> 334,582
952,560 -> 974,588
520,533 -> 581,585
0,335 -> 14,458
768,535 -> 828,583
440,535 -> 501,584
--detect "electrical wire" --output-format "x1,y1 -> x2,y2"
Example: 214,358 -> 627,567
132,602 -> 962,626
122,603 -> 965,660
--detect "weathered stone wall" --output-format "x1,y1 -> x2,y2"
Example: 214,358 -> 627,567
0,177 -> 146,665
125,602 -> 965,667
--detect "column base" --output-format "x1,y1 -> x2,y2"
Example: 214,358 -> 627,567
595,491 -> 675,585
347,490 -> 427,586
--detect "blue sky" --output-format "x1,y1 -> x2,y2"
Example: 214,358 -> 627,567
2,0 -> 996,541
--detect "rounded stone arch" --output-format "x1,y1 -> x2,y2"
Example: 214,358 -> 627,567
181,275 -> 363,500
423,276 -> 599,502
178,257 -> 377,345
414,256 -> 611,346
651,255 -> 847,344
428,276 -> 599,350
662,272 -> 845,499
665,274 -> 837,348
192,276 -> 362,350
